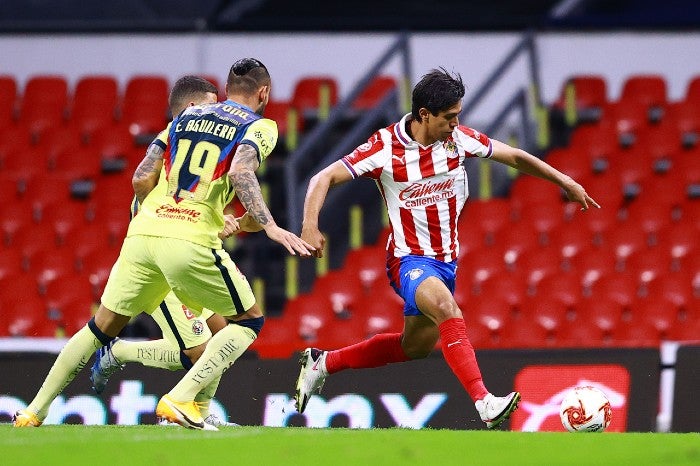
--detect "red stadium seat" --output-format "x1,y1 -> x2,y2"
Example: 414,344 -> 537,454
553,74 -> 607,124
515,247 -> 565,292
475,271 -> 527,315
291,76 -> 339,121
250,315 -> 304,359
656,222 -> 698,270
619,74 -> 668,109
71,75 -> 119,140
588,272 -> 640,314
569,122 -> 619,160
460,198 -> 514,248
342,246 -> 389,293
1,293 -> 55,337
569,245 -> 617,290
545,147 -> 595,184
351,75 -> 397,110
18,75 -> 69,142
311,269 -> 365,319
603,223 -> 648,269
533,272 -> 584,309
120,75 -> 170,141
458,247 -> 509,294
1,199 -> 36,249
463,294 -> 512,349
667,101 -> 700,149
509,175 -> 566,218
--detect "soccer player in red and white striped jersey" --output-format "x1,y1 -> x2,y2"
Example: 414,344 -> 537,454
294,68 -> 600,429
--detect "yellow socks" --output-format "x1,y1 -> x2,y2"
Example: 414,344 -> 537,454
27,325 -> 102,419
167,324 -> 255,402
111,339 -> 184,371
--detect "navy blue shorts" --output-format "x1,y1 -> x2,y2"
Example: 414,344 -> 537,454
387,255 -> 457,316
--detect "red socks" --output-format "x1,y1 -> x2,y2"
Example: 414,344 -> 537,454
325,333 -> 409,373
438,317 -> 489,402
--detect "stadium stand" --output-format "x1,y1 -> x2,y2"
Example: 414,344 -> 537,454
1,68 -> 698,354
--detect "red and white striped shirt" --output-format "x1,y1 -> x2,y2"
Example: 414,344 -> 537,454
342,113 -> 492,262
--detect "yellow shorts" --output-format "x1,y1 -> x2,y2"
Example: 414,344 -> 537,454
150,292 -> 214,350
101,235 -> 255,318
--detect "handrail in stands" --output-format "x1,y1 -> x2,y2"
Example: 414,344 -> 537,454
284,33 -> 412,233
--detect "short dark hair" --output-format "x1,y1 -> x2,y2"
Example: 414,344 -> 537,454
226,58 -> 271,95
411,68 -> 465,122
169,75 -> 218,116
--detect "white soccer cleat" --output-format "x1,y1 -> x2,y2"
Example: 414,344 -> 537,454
204,413 -> 240,427
294,348 -> 328,414
475,392 -> 521,429
90,338 -> 124,394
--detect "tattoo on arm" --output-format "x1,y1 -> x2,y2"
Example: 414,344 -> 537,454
229,144 -> 272,227
133,144 -> 164,203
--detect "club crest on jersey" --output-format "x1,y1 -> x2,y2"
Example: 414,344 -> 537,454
407,268 -> 424,280
443,140 -> 458,158
191,320 -> 205,336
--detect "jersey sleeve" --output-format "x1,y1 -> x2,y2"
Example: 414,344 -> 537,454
455,126 -> 493,158
150,122 -> 173,151
240,118 -> 278,164
341,130 -> 389,180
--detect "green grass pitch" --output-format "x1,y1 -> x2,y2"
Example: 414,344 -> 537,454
2,425 -> 698,465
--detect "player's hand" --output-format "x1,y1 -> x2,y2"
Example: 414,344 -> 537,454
301,224 -> 326,258
264,224 -> 315,256
218,215 -> 241,240
563,181 -> 601,211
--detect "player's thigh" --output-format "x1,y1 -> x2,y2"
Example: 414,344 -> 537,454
101,236 -> 170,317
156,239 -> 255,317
150,291 -> 212,350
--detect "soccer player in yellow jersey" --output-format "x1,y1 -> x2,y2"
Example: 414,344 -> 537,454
14,59 -> 313,430
88,75 -> 243,427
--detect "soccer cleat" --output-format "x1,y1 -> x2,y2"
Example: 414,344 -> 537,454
204,414 -> 240,427
13,409 -> 42,427
156,395 -> 218,431
294,348 -> 328,414
475,392 -> 521,429
90,338 -> 124,394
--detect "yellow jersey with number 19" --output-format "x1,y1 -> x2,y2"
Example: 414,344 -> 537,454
127,100 -> 278,248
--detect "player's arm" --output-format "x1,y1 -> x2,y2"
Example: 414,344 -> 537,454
301,160 -> 354,258
132,143 -> 164,204
489,139 -> 600,210
235,211 -> 264,233
228,144 -> 313,256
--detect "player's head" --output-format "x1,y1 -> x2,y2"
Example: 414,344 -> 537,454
226,57 -> 271,115
169,75 -> 219,117
411,68 -> 465,141
412,68 -> 465,121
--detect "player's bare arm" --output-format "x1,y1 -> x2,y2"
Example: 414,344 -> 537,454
301,160 -> 354,258
229,144 -> 272,226
489,139 -> 600,210
132,143 -> 165,204
229,143 -> 314,256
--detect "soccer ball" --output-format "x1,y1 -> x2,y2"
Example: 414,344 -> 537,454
559,386 -> 612,432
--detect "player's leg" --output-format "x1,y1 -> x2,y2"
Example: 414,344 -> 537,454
12,305 -> 131,427
15,237 -> 168,426
410,266 -> 520,429
153,240 -> 260,429
92,292 -> 213,394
